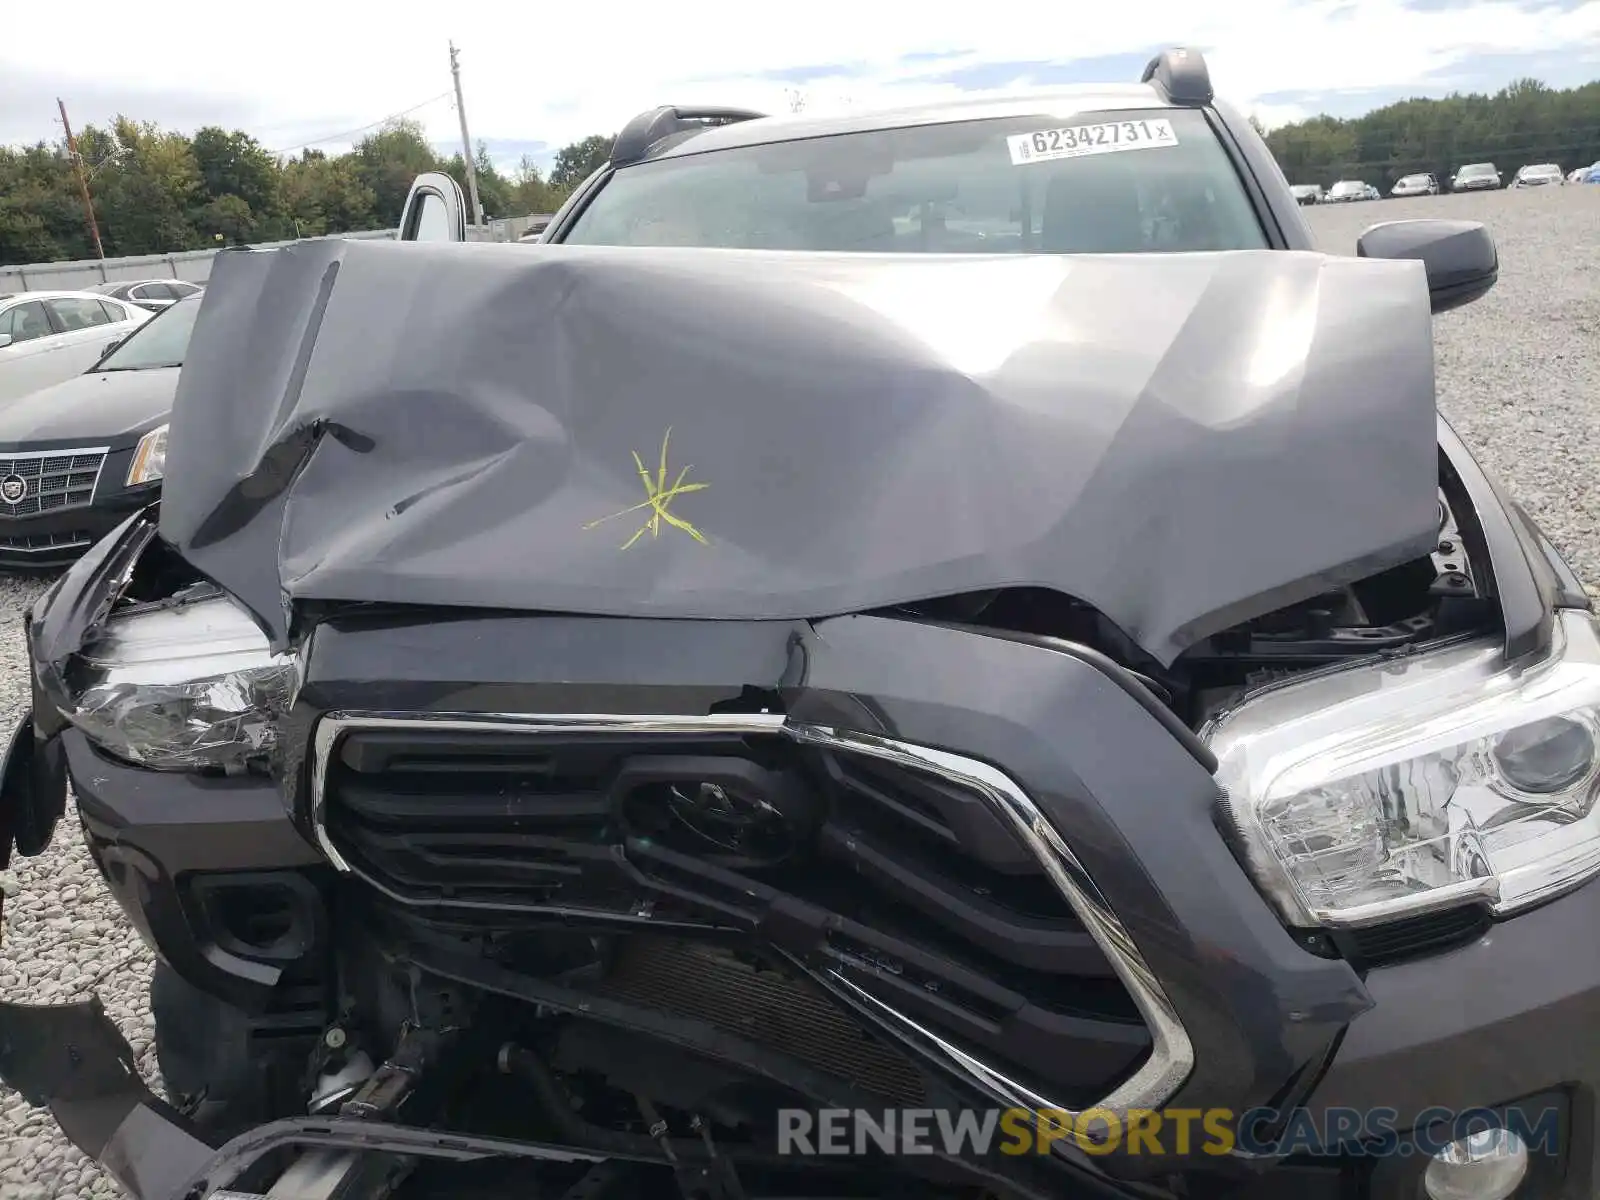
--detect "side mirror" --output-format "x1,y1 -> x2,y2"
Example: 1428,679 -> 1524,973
0,334 -> 12,350
1356,219 -> 1499,314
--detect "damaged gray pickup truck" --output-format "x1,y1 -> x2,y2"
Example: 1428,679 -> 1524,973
4,47 -> 1599,1200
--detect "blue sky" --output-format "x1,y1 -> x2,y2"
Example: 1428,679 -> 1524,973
5,0 -> 1599,175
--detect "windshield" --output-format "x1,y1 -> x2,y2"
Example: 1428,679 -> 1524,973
92,296 -> 201,371
1459,164 -> 1496,177
562,108 -> 1267,254
1398,175 -> 1428,185
1521,164 -> 1559,177
1329,181 -> 1364,195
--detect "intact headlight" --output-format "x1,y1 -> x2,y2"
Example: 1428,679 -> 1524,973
58,591 -> 296,772
126,424 -> 168,485
1205,609 -> 1600,928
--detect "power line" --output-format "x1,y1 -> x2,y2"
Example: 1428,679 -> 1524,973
269,91 -> 454,156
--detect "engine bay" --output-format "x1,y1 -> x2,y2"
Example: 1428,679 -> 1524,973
892,483 -> 1496,731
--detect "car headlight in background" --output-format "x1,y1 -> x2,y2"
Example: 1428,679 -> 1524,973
126,423 -> 168,486
1205,609 -> 1600,928
54,590 -> 296,772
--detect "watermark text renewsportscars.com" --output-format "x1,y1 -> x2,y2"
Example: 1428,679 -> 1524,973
776,1106 -> 1560,1159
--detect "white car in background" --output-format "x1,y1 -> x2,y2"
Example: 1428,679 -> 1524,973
1390,172 -> 1440,197
0,291 -> 152,405
1510,163 -> 1564,189
1324,179 -> 1373,203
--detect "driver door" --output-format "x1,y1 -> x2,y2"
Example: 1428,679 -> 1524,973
397,172 -> 468,242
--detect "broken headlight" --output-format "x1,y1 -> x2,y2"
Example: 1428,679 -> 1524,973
1205,609 -> 1600,928
57,592 -> 296,772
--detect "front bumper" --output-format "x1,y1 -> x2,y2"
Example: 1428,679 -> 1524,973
12,637 -> 1600,1200
66,728 -> 326,1009
1299,877 -> 1600,1199
13,731 -> 1600,1199
0,483 -> 160,569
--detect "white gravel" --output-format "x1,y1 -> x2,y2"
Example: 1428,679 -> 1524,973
1307,186 -> 1600,585
0,570 -> 160,1200
2,187 -> 1599,1198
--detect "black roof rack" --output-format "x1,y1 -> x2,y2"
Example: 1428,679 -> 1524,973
1139,47 -> 1213,106
610,106 -> 769,166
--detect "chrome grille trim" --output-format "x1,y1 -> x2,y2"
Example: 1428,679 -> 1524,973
0,531 -> 93,554
0,445 -> 110,517
308,709 -> 1195,1136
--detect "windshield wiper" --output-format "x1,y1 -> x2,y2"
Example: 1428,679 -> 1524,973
95,362 -> 183,372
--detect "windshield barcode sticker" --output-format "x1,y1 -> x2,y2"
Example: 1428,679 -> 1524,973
1007,118 -> 1178,165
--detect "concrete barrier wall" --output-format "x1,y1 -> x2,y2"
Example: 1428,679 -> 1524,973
0,229 -> 399,292
2,211 -> 556,292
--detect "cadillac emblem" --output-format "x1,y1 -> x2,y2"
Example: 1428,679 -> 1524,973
0,475 -> 26,504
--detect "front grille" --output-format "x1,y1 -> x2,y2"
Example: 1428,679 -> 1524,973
0,530 -> 92,553
320,720 -> 1154,1110
0,448 -> 108,517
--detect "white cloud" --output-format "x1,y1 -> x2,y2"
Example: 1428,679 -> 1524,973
4,0 -> 1598,163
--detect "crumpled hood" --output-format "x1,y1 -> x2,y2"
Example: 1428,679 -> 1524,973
162,238 -> 1439,665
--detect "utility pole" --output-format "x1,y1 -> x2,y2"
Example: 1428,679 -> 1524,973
448,42 -> 485,228
58,99 -> 105,260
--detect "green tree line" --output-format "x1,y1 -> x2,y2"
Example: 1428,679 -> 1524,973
8,73 -> 1596,266
0,116 -> 619,267
1263,76 -> 1600,187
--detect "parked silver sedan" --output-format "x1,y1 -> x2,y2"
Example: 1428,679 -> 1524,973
1511,163 -> 1564,188
87,278 -> 205,314
1390,172 -> 1440,197
1324,179 -> 1372,202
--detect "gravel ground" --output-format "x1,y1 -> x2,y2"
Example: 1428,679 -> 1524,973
1308,186 -> 1600,584
1,187 -> 1599,1198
